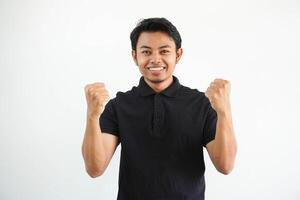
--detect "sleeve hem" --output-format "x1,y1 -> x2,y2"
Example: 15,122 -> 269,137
203,136 -> 215,147
101,128 -> 119,137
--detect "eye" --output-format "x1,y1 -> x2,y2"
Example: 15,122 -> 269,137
161,50 -> 170,54
141,50 -> 151,55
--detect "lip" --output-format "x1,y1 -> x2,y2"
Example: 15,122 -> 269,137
147,66 -> 166,76
146,66 -> 166,70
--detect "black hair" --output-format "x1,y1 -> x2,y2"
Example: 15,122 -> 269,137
130,17 -> 182,51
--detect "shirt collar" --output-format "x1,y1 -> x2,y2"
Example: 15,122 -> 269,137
137,75 -> 182,97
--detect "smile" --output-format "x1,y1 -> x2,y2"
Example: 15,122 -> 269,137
147,67 -> 166,71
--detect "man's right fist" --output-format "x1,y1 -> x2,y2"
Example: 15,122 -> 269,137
84,82 -> 110,119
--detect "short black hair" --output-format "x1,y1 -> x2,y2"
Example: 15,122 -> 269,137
130,17 -> 182,51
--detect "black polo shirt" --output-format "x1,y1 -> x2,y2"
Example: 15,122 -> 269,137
100,75 -> 217,200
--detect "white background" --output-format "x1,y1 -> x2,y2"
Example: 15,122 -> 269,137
1,0 -> 300,199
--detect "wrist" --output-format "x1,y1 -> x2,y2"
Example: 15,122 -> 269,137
86,112 -> 101,121
216,109 -> 232,119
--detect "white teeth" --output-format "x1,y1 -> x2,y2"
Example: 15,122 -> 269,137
148,67 -> 165,71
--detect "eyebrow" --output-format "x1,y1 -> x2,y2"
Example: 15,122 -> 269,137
139,45 -> 172,49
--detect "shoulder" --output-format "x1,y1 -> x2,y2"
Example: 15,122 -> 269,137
177,85 -> 212,112
178,85 -> 207,101
108,86 -> 138,107
115,86 -> 137,99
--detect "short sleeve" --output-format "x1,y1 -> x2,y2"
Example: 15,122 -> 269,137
99,99 -> 119,137
202,101 -> 217,147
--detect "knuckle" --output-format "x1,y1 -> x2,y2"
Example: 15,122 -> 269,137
88,86 -> 94,91
87,87 -> 94,94
95,82 -> 105,87
85,84 -> 92,92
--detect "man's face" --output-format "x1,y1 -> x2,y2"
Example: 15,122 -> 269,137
132,32 -> 183,84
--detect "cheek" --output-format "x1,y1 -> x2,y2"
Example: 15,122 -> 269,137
136,55 -> 147,65
138,59 -> 148,67
165,55 -> 177,64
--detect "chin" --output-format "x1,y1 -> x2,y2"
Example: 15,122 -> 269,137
146,76 -> 167,84
149,79 -> 165,84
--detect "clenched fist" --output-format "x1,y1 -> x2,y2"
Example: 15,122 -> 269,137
84,82 -> 110,119
205,79 -> 231,115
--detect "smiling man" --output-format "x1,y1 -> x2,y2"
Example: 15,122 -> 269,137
82,17 -> 237,200
132,31 -> 180,90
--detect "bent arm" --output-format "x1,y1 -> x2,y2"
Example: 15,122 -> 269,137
206,111 -> 237,175
81,116 -> 119,178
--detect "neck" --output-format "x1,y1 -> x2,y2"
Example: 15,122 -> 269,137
144,76 -> 173,93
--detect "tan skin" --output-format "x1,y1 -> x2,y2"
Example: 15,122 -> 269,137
205,79 -> 237,174
82,31 -> 237,178
131,32 -> 183,92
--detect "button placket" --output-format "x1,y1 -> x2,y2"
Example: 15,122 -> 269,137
151,94 -> 165,138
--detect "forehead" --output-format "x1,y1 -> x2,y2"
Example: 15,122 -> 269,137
136,32 -> 176,49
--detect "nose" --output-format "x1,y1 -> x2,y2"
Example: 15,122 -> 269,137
149,51 -> 162,65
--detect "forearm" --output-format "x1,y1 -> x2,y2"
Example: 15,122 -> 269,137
82,115 -> 107,176
213,110 -> 237,172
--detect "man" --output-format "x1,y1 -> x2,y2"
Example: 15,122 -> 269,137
82,17 -> 237,200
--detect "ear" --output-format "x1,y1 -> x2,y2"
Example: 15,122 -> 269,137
131,50 -> 138,66
175,48 -> 183,64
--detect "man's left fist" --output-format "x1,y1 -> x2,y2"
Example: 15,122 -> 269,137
205,79 -> 231,114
